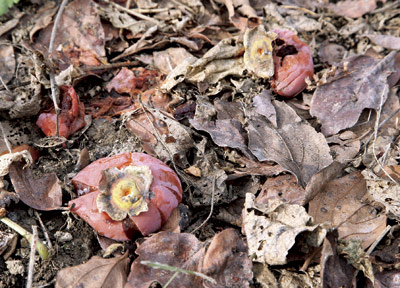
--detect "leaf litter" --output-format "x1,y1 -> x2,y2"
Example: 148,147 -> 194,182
0,0 -> 400,287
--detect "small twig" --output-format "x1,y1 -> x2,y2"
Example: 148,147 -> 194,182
0,217 -> 49,260
26,225 -> 38,288
335,204 -> 367,230
141,261 -> 217,285
367,225 -> 391,255
0,76 -> 10,92
191,176 -> 216,234
137,96 -> 191,189
372,85 -> 398,184
81,60 -> 140,72
362,106 -> 400,149
0,122 -> 12,153
48,0 -> 68,137
34,211 -> 53,250
103,0 -> 160,25
280,5 -> 318,17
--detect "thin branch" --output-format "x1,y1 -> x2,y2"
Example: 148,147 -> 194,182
26,225 -> 38,288
191,176 -> 216,234
372,85 -> 398,184
48,0 -> 69,137
367,225 -> 391,255
103,0 -> 160,25
0,76 -> 10,92
0,122 -> 12,153
35,211 -> 53,250
141,261 -> 217,285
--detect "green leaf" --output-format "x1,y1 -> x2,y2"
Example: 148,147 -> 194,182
0,0 -> 20,16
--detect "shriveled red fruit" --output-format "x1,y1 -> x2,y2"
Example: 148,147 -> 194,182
69,152 -> 182,241
271,30 -> 314,98
36,85 -> 86,138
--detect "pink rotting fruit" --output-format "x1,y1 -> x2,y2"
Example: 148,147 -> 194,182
271,30 -> 314,98
69,152 -> 182,241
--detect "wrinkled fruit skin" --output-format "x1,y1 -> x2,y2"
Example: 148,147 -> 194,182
69,152 -> 182,241
272,30 -> 314,98
36,85 -> 86,138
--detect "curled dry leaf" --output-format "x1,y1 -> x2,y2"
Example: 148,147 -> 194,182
243,193 -> 327,265
248,98 -> 332,187
69,152 -> 182,241
126,229 -> 252,288
36,85 -> 86,138
162,37 -> 245,92
190,99 -> 252,159
243,25 -> 275,79
153,47 -> 195,75
310,52 -> 396,136
9,161 -> 62,210
327,0 -> 385,18
0,144 -> 39,163
271,29 -> 314,98
0,150 -> 33,177
309,172 -> 387,249
55,253 -> 129,288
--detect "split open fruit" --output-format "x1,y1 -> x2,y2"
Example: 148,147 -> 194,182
271,29 -> 314,97
69,152 -> 182,241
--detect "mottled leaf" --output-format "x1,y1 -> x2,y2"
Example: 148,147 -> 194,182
309,172 -> 387,249
243,193 -> 326,265
126,229 -> 252,288
364,34 -> 400,50
320,231 -> 355,288
310,52 -> 396,136
248,100 -> 332,187
56,253 -> 129,288
9,161 -> 62,210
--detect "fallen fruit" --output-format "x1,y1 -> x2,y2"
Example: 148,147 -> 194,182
36,85 -> 86,138
271,29 -> 314,97
69,152 -> 182,241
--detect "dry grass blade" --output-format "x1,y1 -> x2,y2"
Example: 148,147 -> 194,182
140,260 -> 217,286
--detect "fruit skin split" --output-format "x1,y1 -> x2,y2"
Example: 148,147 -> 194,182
69,152 -> 182,241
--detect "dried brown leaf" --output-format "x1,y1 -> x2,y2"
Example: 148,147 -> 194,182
162,37 -> 245,91
310,52 -> 396,136
248,100 -> 332,187
327,0 -> 383,18
243,193 -> 327,265
9,161 -> 62,210
364,34 -> 400,51
33,0 -> 105,66
309,172 -> 387,249
318,42 -> 347,65
126,230 -> 252,288
56,253 -> 129,288
320,231 -> 355,288
0,44 -> 15,84
153,48 -> 194,75
363,168 -> 400,220
257,174 -> 305,206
